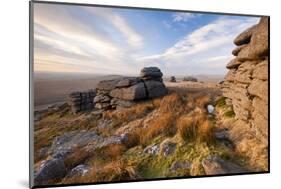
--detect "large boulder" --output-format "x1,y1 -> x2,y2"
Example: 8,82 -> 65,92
34,158 -> 66,185
140,67 -> 163,81
202,155 -> 248,175
96,79 -> 121,91
116,77 -> 141,88
144,80 -> 168,98
170,76 -> 176,82
183,76 -> 198,82
109,82 -> 147,100
234,25 -> 257,46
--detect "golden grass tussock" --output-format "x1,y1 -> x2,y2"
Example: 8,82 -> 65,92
185,93 -> 211,111
158,92 -> 185,114
177,113 -> 214,144
64,147 -> 93,171
102,102 -> 155,124
62,160 -> 140,184
101,144 -> 127,159
139,112 -> 176,145
123,130 -> 141,148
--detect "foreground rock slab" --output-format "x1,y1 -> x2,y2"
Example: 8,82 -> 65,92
202,155 -> 248,175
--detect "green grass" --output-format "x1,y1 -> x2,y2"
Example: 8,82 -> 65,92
215,97 -> 227,108
224,110 -> 235,118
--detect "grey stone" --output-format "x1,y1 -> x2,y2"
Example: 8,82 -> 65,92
49,131 -> 101,159
226,58 -> 242,69
94,94 -> 111,103
116,77 -> 141,88
160,140 -> 177,156
140,67 -> 163,78
170,76 -> 176,82
143,144 -> 160,155
144,80 -> 168,98
110,82 -> 147,100
96,79 -> 120,91
234,25 -> 256,46
170,160 -> 191,172
232,44 -> 247,56
183,76 -> 198,82
34,158 -> 66,185
202,155 -> 248,175
68,164 -> 89,177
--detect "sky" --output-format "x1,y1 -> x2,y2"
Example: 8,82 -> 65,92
33,3 -> 260,76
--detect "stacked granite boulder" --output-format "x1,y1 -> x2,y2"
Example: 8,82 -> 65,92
67,90 -> 96,114
170,76 -> 176,82
222,17 -> 269,169
183,76 -> 198,82
94,67 -> 168,110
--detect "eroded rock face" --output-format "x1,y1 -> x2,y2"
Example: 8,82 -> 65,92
183,76 -> 198,82
34,158 -> 66,185
202,155 -> 247,175
222,17 -> 269,169
67,90 -> 96,114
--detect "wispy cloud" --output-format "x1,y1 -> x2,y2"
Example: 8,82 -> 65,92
137,17 -> 259,75
34,4 -> 143,74
172,12 -> 198,22
33,3 -> 260,76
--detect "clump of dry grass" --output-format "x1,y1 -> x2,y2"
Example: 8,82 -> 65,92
101,144 -> 127,159
177,113 -> 214,144
158,93 -> 185,114
185,93 -> 211,111
140,112 -> 176,145
62,160 -> 140,184
123,131 -> 141,148
64,147 -> 93,171
102,102 -> 155,124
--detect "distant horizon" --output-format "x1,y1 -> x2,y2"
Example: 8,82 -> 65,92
34,3 -> 260,76
34,70 -> 225,78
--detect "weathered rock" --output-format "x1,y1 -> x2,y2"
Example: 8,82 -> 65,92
249,17 -> 269,58
170,160 -> 191,172
248,79 -> 268,100
232,44 -> 247,56
144,80 -> 168,98
49,131 -> 101,159
226,58 -> 242,69
68,90 -> 96,114
221,17 -> 268,171
67,164 -> 89,178
143,144 -> 160,155
251,112 -> 268,139
170,76 -> 176,82
110,82 -> 147,100
224,70 -> 236,82
252,97 -> 268,118
93,94 -> 110,103
116,77 -> 141,88
214,129 -> 229,140
183,76 -> 198,82
96,79 -> 120,91
34,158 -> 66,185
159,139 -> 177,157
207,104 -> 215,114
111,98 -> 135,108
140,67 -> 163,78
202,155 -> 248,175
95,102 -> 111,109
252,59 -> 268,80
234,25 -> 257,46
